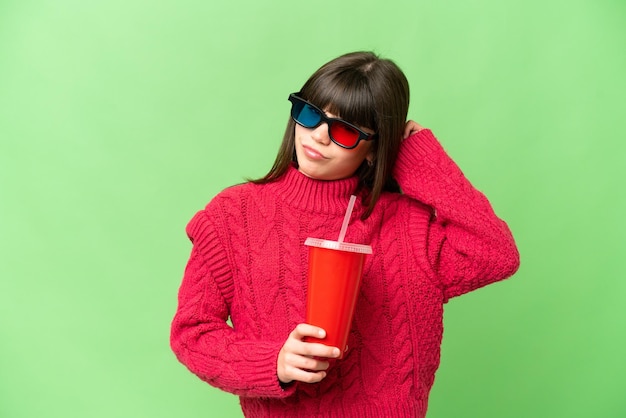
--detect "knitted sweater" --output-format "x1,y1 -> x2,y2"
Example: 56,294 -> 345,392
170,129 -> 520,418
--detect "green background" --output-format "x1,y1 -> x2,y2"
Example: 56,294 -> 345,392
1,0 -> 624,417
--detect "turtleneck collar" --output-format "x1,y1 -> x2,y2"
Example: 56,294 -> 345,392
263,165 -> 362,215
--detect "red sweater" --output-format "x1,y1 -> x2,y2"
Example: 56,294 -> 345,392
170,129 -> 520,417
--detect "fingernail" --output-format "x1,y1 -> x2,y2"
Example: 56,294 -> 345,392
318,329 -> 325,338
333,348 -> 340,357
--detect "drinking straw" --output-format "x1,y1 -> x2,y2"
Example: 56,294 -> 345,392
337,195 -> 357,243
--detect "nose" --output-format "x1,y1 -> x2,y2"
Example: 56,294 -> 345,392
310,123 -> 331,145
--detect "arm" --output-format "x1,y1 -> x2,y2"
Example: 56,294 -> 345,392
394,125 -> 520,301
170,210 -> 292,398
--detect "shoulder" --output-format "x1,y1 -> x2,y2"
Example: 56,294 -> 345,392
375,190 -> 434,220
202,181 -> 259,214
186,182 -> 259,241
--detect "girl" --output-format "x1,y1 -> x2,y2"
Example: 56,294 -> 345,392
170,51 -> 520,418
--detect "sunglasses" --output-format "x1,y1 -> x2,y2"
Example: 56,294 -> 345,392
288,93 -> 377,149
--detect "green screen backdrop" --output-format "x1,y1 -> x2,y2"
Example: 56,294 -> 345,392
1,0 -> 625,417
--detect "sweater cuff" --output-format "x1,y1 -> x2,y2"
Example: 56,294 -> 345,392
235,340 -> 298,399
395,129 -> 443,173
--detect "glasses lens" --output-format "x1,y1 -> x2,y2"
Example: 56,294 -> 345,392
329,122 -> 360,148
292,102 -> 322,128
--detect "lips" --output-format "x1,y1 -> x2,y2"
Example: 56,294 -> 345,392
302,145 -> 327,160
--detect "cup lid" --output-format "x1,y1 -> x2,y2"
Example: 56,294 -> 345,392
304,237 -> 372,254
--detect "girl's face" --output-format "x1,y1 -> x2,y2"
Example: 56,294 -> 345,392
294,109 -> 374,181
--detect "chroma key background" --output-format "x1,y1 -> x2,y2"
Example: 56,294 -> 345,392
1,0 -> 624,417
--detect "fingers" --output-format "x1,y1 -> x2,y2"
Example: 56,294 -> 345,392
404,120 -> 425,139
290,323 -> 326,340
280,351 -> 330,384
277,324 -> 341,385
286,351 -> 330,372
290,324 -> 340,358
281,364 -> 327,384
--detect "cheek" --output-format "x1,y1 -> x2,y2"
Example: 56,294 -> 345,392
293,126 -> 302,143
350,142 -> 372,163
336,149 -> 368,171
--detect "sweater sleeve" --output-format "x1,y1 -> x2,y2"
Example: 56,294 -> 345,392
394,129 -> 520,301
170,209 -> 296,398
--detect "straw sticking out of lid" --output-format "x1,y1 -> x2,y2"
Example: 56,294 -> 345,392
337,195 -> 356,243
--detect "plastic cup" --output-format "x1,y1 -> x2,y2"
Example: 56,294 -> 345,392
303,237 -> 372,359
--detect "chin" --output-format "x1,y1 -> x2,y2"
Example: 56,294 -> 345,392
301,167 -> 350,181
298,167 -> 329,180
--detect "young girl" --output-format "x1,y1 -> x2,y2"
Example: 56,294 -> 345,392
170,51 -> 520,418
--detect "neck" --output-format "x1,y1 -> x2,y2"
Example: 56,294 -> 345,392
263,165 -> 362,215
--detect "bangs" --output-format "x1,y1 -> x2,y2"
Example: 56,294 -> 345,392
301,74 -> 377,132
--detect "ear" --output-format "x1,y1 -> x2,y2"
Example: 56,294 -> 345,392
366,150 -> 375,165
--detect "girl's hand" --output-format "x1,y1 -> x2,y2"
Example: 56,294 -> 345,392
277,323 -> 341,385
403,120 -> 425,139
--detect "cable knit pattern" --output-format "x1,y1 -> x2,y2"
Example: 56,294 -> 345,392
170,129 -> 520,417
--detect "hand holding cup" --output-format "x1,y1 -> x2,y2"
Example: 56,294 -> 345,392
277,323 -> 341,385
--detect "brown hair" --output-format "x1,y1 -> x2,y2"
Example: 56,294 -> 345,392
252,51 -> 410,219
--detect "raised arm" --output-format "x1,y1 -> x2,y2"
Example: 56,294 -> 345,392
394,126 -> 520,301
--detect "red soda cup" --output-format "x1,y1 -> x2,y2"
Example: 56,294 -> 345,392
303,237 -> 372,359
